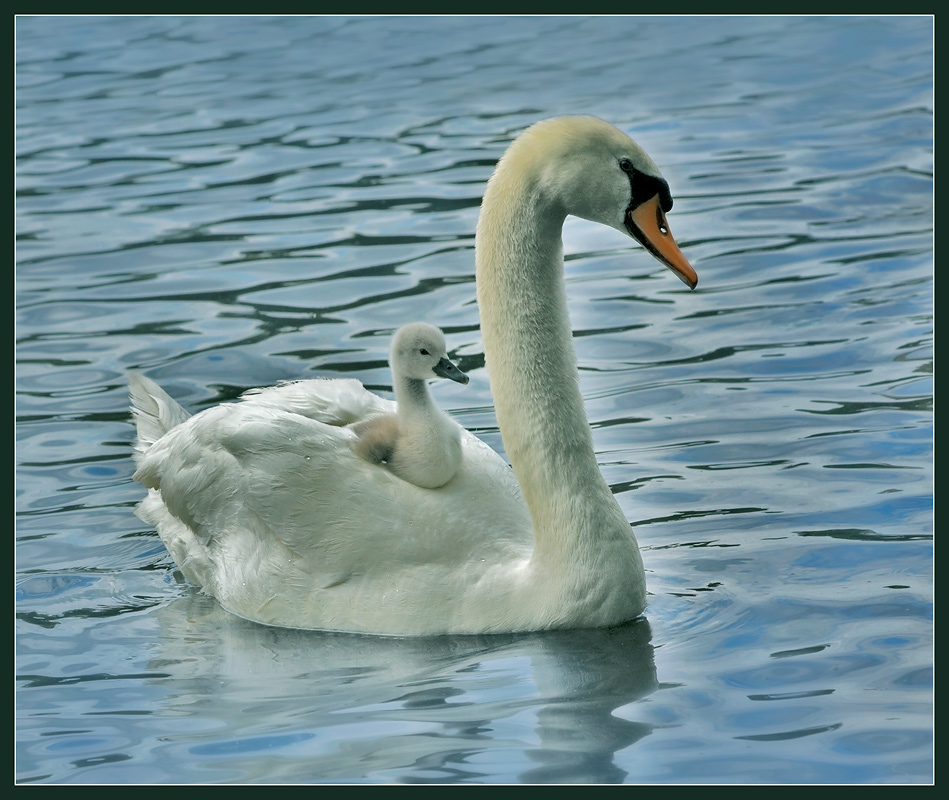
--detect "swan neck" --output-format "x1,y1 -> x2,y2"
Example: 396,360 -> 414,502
476,170 -> 624,563
394,375 -> 434,421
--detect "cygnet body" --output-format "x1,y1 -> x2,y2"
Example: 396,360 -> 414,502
351,323 -> 468,489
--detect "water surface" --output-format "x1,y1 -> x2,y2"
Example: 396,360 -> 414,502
16,15 -> 933,784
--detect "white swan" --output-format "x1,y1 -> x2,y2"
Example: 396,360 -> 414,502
130,115 -> 697,635
350,322 -> 468,489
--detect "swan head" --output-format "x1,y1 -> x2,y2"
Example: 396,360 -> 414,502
499,115 -> 697,288
391,323 -> 469,384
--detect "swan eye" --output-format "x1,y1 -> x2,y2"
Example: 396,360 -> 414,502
419,349 -> 430,356
619,158 -> 634,173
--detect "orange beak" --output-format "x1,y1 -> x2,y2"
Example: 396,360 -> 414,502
627,195 -> 698,289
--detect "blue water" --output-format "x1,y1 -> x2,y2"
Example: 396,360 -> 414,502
16,15 -> 932,784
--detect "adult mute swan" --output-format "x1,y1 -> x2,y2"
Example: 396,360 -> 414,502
350,322 -> 468,489
130,115 -> 697,635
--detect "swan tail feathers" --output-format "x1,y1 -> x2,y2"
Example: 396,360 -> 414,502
129,372 -> 192,461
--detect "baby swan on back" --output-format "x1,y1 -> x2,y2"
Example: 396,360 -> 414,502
351,323 -> 468,489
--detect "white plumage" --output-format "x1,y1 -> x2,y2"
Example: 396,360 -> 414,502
130,115 -> 696,635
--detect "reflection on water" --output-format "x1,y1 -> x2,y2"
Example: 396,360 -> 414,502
144,596 -> 656,783
16,14 -> 931,784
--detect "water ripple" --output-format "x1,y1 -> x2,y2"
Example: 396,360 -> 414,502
16,14 -> 932,785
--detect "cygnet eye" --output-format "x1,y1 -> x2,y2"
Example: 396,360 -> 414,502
419,349 -> 430,356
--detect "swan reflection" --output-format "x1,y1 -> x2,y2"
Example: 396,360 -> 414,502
148,592 -> 658,783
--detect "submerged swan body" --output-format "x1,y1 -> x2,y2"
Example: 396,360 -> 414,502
131,115 -> 697,635
350,322 -> 468,489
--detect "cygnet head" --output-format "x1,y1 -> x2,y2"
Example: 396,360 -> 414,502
391,323 -> 468,384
